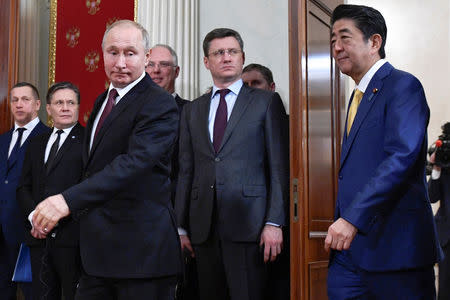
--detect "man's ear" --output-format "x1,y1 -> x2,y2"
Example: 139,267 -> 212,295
370,34 -> 382,55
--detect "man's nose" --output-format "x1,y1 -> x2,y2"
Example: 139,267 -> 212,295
115,54 -> 126,68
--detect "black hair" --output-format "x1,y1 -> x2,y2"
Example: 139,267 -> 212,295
46,81 -> 81,104
331,4 -> 387,59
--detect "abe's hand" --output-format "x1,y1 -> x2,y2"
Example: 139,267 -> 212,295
324,218 -> 357,252
33,194 -> 69,235
260,225 -> 283,263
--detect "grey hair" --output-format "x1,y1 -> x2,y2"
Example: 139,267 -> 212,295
152,44 -> 178,67
102,20 -> 150,52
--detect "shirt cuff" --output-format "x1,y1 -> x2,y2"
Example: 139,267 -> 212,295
28,210 -> 35,227
431,168 -> 441,180
178,227 -> 187,235
265,222 -> 281,227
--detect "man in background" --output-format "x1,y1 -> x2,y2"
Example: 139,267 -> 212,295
175,28 -> 289,300
17,81 -> 84,300
146,43 -> 198,300
242,63 -> 275,92
0,82 -> 48,300
428,122 -> 450,300
242,62 -> 288,300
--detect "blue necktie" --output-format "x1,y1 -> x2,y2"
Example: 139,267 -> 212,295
7,127 -> 26,167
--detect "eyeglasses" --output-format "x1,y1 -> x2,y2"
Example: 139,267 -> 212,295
50,100 -> 78,107
208,48 -> 242,58
147,61 -> 176,69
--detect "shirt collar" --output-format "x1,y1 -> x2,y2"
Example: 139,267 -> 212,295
53,123 -> 77,135
108,71 -> 146,99
14,117 -> 40,131
356,59 -> 387,93
211,79 -> 243,99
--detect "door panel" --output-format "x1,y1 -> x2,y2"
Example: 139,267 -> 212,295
289,0 -> 344,299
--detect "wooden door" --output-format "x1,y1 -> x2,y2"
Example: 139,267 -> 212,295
289,0 -> 344,299
0,0 -> 19,134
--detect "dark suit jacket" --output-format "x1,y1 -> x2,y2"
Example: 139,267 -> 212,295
429,170 -> 450,247
175,84 -> 289,244
0,121 -> 49,246
336,62 -> 442,271
17,122 -> 84,247
61,74 -> 181,279
170,94 -> 189,205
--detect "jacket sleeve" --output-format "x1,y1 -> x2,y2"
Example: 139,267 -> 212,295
174,103 -> 194,230
264,92 -> 289,226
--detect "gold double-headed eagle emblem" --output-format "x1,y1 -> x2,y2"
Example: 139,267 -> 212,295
86,0 -> 101,15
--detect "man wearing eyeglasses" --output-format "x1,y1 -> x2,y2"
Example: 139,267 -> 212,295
17,81 -> 83,300
147,44 -> 198,300
146,44 -> 189,204
175,28 -> 289,300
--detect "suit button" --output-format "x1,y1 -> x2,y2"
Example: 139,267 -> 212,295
51,232 -> 56,238
210,185 -> 214,189
339,175 -> 343,180
4,180 -> 8,184
215,157 -> 220,162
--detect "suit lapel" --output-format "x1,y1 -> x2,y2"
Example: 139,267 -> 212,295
1,130 -> 13,176
340,63 -> 393,168
198,93 -> 216,153
7,122 -> 47,172
89,75 -> 150,159
217,85 -> 252,153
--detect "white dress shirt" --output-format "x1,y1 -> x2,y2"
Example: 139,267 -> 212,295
44,124 -> 77,163
208,79 -> 243,142
8,117 -> 40,157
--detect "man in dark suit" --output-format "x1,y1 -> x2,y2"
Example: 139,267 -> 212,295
31,20 -> 181,299
146,43 -> 190,204
175,28 -> 289,300
0,82 -> 48,300
428,130 -> 450,300
146,43 -> 198,300
17,81 -> 84,300
325,4 -> 442,299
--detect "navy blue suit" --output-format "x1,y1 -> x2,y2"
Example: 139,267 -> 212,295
0,121 -> 49,300
328,63 -> 442,299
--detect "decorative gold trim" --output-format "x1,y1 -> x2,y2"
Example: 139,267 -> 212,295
48,0 -> 57,88
134,0 -> 138,21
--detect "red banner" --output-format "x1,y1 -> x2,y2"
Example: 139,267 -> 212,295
49,0 -> 135,125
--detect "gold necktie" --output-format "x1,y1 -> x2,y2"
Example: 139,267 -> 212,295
347,89 -> 364,135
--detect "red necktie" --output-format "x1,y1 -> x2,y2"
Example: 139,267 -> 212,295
94,89 -> 118,141
213,89 -> 230,152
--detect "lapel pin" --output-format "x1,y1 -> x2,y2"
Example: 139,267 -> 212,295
368,88 -> 379,102
71,136 -> 75,139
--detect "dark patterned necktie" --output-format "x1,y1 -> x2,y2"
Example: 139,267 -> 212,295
213,89 -> 231,152
45,129 -> 64,173
94,88 -> 118,141
7,127 -> 26,168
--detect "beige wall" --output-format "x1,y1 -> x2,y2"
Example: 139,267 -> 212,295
346,0 -> 450,144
